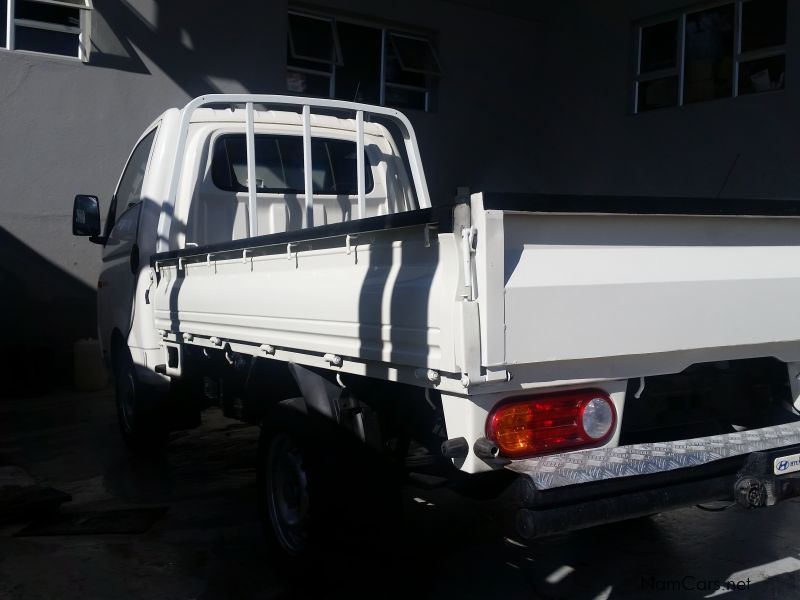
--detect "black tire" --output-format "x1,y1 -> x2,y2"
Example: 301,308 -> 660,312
257,399 -> 402,567
257,399 -> 326,567
114,349 -> 169,456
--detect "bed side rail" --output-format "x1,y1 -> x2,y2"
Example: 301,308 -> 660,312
151,204 -> 457,269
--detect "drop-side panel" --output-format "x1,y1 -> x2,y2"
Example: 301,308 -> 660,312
152,225 -> 457,372
502,212 -> 800,370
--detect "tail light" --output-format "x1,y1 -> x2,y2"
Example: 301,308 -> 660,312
487,389 -> 616,458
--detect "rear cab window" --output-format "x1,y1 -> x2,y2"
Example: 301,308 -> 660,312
211,134 -> 374,196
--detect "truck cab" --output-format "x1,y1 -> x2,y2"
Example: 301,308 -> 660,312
81,103 -> 419,388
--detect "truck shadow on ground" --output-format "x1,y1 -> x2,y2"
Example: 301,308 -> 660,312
254,492 -> 800,599
96,412 -> 800,599
6,392 -> 799,600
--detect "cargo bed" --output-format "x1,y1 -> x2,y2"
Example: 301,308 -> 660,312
151,191 -> 800,393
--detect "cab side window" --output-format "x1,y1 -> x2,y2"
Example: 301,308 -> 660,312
105,128 -> 158,238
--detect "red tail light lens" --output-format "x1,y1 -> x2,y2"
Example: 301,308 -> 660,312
487,389 -> 616,458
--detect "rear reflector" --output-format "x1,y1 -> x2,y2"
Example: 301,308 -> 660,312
487,389 -> 617,458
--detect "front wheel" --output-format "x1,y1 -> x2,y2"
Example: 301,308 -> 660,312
115,351 -> 169,456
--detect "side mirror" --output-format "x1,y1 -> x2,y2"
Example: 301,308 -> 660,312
72,194 -> 103,242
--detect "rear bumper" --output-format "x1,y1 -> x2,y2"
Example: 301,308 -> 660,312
507,420 -> 800,490
504,421 -> 800,539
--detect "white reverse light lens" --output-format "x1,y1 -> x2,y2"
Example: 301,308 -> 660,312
581,397 -> 614,440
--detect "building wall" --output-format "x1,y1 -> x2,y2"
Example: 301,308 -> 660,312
4,0 -> 793,390
0,0 -> 542,388
532,0 -> 800,199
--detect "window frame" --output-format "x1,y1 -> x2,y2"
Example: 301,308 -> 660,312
287,11 -> 343,66
286,9 -> 441,112
4,0 -> 93,61
105,126 -> 159,241
633,0 -> 787,113
386,31 -> 442,76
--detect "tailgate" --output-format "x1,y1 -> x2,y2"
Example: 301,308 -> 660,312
472,193 -> 800,376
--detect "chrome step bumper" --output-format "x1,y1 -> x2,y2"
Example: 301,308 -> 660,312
506,420 -> 800,490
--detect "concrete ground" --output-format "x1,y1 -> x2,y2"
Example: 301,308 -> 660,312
2,389 -> 800,599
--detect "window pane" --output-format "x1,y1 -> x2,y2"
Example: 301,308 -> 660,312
286,70 -> 331,96
211,135 -> 374,196
388,33 -> 441,75
108,203 -> 142,244
106,129 -> 157,236
738,54 -> 786,94
385,85 -> 426,111
334,22 -> 381,105
116,130 -> 157,210
319,138 -> 373,195
640,20 -> 678,73
288,13 -> 335,64
0,0 -> 6,48
385,42 -> 427,88
683,5 -> 734,104
637,77 -> 679,111
15,26 -> 79,56
742,0 -> 786,52
16,0 -> 79,27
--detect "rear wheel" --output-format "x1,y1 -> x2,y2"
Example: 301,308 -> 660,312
264,431 -> 311,556
258,400 -> 322,565
114,350 -> 169,456
257,399 -> 402,565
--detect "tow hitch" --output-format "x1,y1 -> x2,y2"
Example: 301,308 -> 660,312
734,447 -> 800,509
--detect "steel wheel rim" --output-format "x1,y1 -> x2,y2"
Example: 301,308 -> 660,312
266,433 -> 310,555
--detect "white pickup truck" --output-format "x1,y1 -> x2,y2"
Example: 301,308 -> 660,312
73,94 -> 800,558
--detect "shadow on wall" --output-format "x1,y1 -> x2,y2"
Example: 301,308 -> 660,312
0,228 -> 97,398
88,0 -> 286,98
89,0 -> 219,95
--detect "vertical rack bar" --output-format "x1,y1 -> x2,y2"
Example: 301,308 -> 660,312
356,110 -> 365,220
245,102 -> 258,238
302,105 -> 314,228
